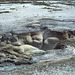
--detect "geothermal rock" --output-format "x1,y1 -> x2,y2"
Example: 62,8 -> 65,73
11,35 -> 18,42
55,38 -> 75,49
43,37 -> 59,50
12,40 -> 24,46
0,42 -> 6,47
0,35 -> 2,40
1,44 -> 31,59
0,18 -> 75,65
18,33 -> 33,44
0,53 -> 6,57
13,45 -> 39,55
43,30 -> 69,40
32,31 -> 43,48
31,49 -> 45,55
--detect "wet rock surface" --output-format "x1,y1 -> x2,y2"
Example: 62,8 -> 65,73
0,19 -> 75,67
0,0 -> 75,74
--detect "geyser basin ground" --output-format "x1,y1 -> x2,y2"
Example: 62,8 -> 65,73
0,0 -> 75,75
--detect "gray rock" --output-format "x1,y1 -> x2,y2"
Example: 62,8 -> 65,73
13,45 -> 39,55
31,49 -> 45,55
12,40 -> 24,46
0,53 -> 6,57
43,37 -> 59,50
0,35 -> 2,40
10,35 -> 18,42
0,42 -> 6,47
14,59 -> 34,65
32,32 -> 43,48
43,30 -> 68,40
1,33 -> 12,41
56,38 -> 75,49
18,33 -> 33,44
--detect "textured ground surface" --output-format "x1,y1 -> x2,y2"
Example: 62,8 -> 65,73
0,1 -> 75,75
